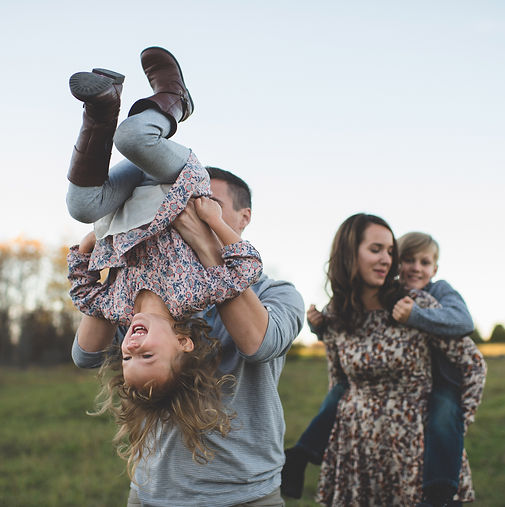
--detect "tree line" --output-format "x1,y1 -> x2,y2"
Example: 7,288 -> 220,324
0,237 -> 504,368
0,237 -> 79,367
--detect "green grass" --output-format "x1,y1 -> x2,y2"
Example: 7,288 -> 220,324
0,366 -> 129,507
0,358 -> 503,506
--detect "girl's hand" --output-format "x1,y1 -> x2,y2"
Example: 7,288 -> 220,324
307,304 -> 324,328
78,231 -> 96,254
194,196 -> 222,226
392,296 -> 414,323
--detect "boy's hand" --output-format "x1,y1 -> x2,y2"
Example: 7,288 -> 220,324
392,296 -> 414,323
307,304 -> 324,328
78,231 -> 96,254
194,196 -> 222,226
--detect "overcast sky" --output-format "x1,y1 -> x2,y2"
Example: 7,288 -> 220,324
1,0 -> 504,341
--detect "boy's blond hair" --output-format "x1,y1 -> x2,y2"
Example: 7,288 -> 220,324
397,232 -> 440,262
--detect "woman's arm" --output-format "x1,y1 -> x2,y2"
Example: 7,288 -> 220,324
307,304 -> 326,340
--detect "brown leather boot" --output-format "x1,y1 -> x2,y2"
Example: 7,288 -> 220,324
67,68 -> 124,186
128,47 -> 193,137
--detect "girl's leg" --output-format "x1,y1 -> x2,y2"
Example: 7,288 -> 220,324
66,159 -> 145,223
68,69 -> 124,187
113,109 -> 190,182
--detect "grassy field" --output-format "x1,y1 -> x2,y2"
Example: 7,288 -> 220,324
0,356 -> 503,506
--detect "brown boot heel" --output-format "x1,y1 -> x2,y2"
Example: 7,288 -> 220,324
92,68 -> 125,84
69,69 -> 124,102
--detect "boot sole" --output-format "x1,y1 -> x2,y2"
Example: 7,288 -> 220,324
140,46 -> 194,114
69,70 -> 124,102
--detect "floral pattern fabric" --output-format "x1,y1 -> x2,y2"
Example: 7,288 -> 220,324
67,153 -> 262,325
317,290 -> 486,506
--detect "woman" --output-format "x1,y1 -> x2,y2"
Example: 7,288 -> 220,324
315,213 -> 475,506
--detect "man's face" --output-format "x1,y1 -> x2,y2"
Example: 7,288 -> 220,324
210,179 -> 250,235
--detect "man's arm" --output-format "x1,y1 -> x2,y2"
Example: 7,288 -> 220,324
72,315 -> 118,369
407,280 -> 474,337
215,288 -> 269,355
173,202 -> 302,356
77,315 -> 117,352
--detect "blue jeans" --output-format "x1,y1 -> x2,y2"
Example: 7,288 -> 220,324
423,381 -> 464,490
296,382 -> 347,464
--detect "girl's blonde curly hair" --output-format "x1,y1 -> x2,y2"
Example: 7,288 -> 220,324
91,317 -> 235,480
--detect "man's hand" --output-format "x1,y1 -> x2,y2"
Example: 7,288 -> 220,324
392,296 -> 415,323
79,231 -> 96,254
173,199 -> 222,267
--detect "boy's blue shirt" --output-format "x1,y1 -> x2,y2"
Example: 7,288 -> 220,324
408,279 -> 474,338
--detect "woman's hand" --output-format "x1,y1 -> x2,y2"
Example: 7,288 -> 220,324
307,304 -> 324,328
78,231 -> 96,254
194,196 -> 222,227
392,296 -> 414,323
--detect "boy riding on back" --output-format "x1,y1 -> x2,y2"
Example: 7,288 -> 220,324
283,232 -> 486,507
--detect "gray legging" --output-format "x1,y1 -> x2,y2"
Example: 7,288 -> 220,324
66,109 -> 191,224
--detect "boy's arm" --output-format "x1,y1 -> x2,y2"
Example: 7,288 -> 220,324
407,280 -> 474,338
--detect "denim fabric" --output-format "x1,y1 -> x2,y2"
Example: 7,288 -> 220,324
423,379 -> 464,490
296,382 -> 348,464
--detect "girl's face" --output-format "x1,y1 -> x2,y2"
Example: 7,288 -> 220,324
400,246 -> 438,290
121,313 -> 194,389
357,224 -> 394,289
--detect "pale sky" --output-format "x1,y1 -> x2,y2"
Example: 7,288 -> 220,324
1,0 -> 504,341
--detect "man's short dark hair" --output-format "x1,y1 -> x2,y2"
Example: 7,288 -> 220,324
205,166 -> 252,210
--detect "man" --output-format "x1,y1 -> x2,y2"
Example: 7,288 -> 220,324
72,167 -> 305,507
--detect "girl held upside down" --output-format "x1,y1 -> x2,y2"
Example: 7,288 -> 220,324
66,47 -> 262,478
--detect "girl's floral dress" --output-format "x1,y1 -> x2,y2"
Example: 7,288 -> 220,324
68,153 -> 262,325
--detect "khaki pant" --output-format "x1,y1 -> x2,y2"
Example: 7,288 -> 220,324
127,487 -> 285,507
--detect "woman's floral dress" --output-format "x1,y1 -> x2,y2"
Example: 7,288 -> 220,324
317,290 -> 486,506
